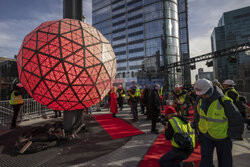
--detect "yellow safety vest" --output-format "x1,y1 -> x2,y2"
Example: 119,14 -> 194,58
121,89 -> 125,97
135,86 -> 141,97
160,87 -> 163,96
197,96 -> 230,139
177,91 -> 187,103
169,117 -> 195,149
225,88 -> 239,101
10,90 -> 23,105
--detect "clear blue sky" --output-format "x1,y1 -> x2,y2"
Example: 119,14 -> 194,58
0,0 -> 249,82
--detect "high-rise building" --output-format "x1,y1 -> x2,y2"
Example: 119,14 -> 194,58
195,68 -> 214,82
211,6 -> 250,91
92,0 -> 190,89
0,57 -> 18,100
178,0 -> 191,84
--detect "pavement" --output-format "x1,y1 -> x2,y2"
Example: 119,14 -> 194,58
0,104 -> 249,167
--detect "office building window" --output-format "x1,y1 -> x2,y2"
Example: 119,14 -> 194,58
145,20 -> 163,39
144,2 -> 163,22
93,6 -> 111,24
145,38 -> 162,57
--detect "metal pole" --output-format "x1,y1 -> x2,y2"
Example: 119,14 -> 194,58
63,0 -> 84,133
63,0 -> 83,21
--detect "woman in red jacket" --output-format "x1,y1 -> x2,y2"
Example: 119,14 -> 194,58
110,87 -> 118,117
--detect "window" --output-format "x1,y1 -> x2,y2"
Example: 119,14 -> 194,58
145,20 -> 163,39
93,0 -> 111,11
145,38 -> 162,57
94,20 -> 112,35
144,2 -> 163,22
112,38 -> 126,45
128,17 -> 143,26
180,28 -> 187,43
127,0 -> 142,11
93,6 -> 111,24
127,9 -> 142,18
128,34 -> 144,42
144,0 -> 159,6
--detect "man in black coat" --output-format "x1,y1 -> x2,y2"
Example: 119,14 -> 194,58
149,84 -> 161,134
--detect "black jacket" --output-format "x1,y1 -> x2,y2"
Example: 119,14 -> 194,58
224,87 -> 238,104
149,89 -> 161,117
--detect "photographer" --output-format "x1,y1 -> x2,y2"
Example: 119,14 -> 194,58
159,106 -> 195,167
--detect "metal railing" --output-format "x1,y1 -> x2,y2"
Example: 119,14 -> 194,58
0,98 -> 53,127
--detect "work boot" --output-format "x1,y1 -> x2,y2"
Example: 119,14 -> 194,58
181,162 -> 195,167
151,129 -> 159,134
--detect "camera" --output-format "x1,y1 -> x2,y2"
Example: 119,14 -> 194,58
159,115 -> 169,126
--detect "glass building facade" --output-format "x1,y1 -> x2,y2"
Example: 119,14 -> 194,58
92,0 -> 190,88
211,6 -> 250,91
178,0 -> 191,84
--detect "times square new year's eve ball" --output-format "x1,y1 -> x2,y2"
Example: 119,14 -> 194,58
16,19 -> 116,111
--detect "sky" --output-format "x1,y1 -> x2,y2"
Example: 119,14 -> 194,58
0,0 -> 249,82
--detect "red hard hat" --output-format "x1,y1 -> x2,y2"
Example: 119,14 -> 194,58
164,106 -> 176,115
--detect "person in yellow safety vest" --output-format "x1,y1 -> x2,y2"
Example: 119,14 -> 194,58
222,79 -> 247,123
194,79 -> 244,167
222,79 -> 239,104
135,84 -> 141,99
173,85 -> 187,116
159,106 -> 195,167
159,86 -> 164,111
117,84 -> 125,111
9,82 -> 24,129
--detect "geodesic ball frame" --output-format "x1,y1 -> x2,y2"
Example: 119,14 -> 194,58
16,19 -> 116,111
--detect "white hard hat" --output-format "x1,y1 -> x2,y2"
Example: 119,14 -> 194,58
223,79 -> 235,85
213,79 -> 218,83
194,79 -> 213,95
174,84 -> 180,88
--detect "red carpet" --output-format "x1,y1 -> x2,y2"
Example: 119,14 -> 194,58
94,114 -> 144,139
139,107 -> 201,167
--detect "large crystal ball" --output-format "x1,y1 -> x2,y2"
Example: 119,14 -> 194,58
16,19 -> 116,111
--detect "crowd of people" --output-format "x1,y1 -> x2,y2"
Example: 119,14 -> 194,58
102,78 -> 249,167
104,81 -> 165,134
9,78 -> 250,167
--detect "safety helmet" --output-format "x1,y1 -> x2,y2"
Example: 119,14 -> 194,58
194,79 -> 213,95
222,79 -> 235,86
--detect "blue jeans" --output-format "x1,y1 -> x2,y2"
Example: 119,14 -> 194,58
159,149 -> 190,167
199,134 -> 232,167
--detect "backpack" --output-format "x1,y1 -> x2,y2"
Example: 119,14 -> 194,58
218,96 -> 246,118
236,96 -> 247,118
174,133 -> 193,151
173,126 -> 193,151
